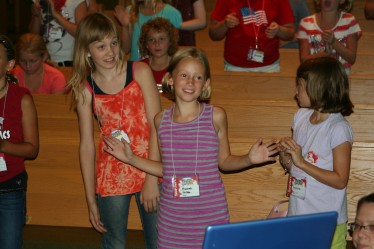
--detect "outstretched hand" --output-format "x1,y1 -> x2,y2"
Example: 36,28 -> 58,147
248,138 -> 278,165
103,136 -> 133,164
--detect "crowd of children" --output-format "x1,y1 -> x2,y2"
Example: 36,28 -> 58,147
1,0 -> 373,248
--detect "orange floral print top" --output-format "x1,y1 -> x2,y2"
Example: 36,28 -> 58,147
87,62 -> 149,196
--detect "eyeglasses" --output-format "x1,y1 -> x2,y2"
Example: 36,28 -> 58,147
348,222 -> 374,236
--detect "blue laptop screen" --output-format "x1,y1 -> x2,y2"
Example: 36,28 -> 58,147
202,211 -> 338,249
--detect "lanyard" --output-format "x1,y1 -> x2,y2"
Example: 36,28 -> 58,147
246,0 -> 266,49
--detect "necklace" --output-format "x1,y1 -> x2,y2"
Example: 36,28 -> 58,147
0,83 -> 8,93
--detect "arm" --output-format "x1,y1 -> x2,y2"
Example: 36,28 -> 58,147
48,0 -> 88,37
29,1 -> 42,34
323,31 -> 359,65
76,88 -> 107,233
281,137 -> 351,189
208,13 -> 239,41
180,0 -> 206,31
87,0 -> 98,14
298,38 -> 331,62
365,0 -> 374,19
0,94 -> 39,159
265,22 -> 295,41
114,5 -> 132,54
135,62 -> 163,212
213,106 -> 277,171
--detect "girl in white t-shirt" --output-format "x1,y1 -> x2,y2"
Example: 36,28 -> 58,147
278,57 -> 354,249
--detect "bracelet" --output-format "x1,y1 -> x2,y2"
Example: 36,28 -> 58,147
279,156 -> 291,174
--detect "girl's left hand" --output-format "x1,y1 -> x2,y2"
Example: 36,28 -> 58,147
322,30 -> 335,46
265,22 -> 280,39
279,137 -> 305,169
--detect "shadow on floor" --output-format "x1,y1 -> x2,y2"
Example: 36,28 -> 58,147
23,225 -> 145,249
24,224 -> 355,249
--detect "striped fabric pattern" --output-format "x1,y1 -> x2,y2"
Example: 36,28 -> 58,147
157,103 -> 229,249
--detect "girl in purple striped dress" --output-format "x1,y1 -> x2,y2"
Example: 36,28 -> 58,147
104,47 -> 278,249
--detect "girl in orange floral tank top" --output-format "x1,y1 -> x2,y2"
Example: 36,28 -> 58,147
69,13 -> 161,249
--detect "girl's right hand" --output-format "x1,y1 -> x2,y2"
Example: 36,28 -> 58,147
103,136 -> 134,164
224,12 -> 240,29
114,5 -> 131,28
88,201 -> 107,233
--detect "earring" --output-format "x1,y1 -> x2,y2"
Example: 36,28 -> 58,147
88,53 -> 91,57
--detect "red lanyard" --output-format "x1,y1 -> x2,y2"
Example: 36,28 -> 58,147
246,0 -> 266,48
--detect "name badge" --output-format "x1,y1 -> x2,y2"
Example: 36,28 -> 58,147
48,26 -> 63,41
287,176 -> 307,200
172,176 -> 200,198
0,153 -> 7,172
247,48 -> 264,63
111,129 -> 130,143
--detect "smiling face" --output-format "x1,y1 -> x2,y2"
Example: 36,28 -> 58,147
88,35 -> 120,70
168,57 -> 210,102
353,203 -> 374,249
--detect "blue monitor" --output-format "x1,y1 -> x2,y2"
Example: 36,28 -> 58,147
202,211 -> 338,249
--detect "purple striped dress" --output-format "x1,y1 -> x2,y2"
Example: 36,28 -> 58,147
157,103 -> 229,249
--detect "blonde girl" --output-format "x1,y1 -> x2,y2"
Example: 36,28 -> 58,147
104,47 -> 278,248
69,13 -> 161,249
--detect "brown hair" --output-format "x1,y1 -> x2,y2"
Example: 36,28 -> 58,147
139,17 -> 179,57
296,57 -> 354,116
16,33 -> 47,60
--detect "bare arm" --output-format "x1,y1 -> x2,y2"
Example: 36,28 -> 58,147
298,38 -> 330,62
0,94 -> 39,159
180,0 -> 206,31
209,12 -> 239,41
49,0 -> 88,37
29,2 -> 42,34
265,22 -> 295,41
135,62 -> 162,212
103,136 -> 163,177
87,0 -> 98,14
114,5 -> 132,54
327,32 -> 359,65
76,88 -> 106,233
214,106 -> 277,171
281,137 -> 351,189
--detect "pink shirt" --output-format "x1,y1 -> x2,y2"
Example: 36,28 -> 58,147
12,64 -> 66,94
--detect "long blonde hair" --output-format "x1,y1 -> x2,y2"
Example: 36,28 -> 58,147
69,13 -> 125,105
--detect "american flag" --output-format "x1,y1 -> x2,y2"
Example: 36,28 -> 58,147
240,7 -> 268,26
